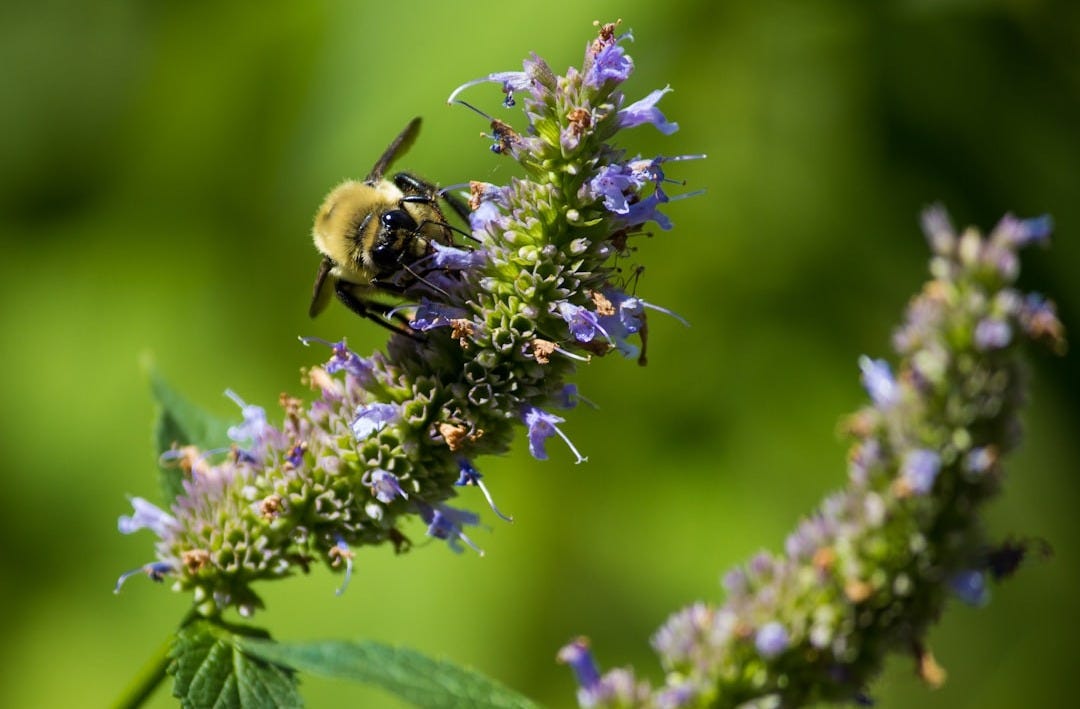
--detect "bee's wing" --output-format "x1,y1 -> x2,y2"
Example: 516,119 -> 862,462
309,256 -> 336,318
367,117 -> 422,181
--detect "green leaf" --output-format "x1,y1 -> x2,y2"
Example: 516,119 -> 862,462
150,369 -> 231,503
170,620 -> 302,709
238,638 -> 540,709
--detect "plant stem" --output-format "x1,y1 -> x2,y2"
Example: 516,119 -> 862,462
113,634 -> 170,709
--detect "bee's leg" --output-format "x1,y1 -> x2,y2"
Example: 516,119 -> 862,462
438,190 -> 472,224
394,172 -> 475,239
333,281 -> 422,341
393,172 -> 439,197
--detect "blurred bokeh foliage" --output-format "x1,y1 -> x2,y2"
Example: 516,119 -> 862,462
1,1 -> 1076,706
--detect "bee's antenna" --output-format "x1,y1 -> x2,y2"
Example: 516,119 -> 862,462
412,215 -> 478,244
403,263 -> 452,299
452,99 -> 495,122
439,219 -> 480,243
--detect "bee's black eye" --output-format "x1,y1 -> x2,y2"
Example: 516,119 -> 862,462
381,209 -> 416,232
371,239 -> 400,267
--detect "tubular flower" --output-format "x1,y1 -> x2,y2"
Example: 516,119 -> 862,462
117,22 -> 700,616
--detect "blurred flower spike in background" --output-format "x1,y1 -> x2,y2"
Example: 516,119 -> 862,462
559,206 -> 1065,707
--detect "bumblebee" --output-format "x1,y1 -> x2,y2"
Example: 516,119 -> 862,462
309,117 -> 469,332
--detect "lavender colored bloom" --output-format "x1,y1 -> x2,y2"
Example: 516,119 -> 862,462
523,405 -> 587,464
351,402 -> 399,440
225,389 -> 273,447
722,567 -> 749,597
455,459 -> 512,522
901,449 -> 941,495
622,191 -> 673,229
964,446 -> 996,475
114,561 -> 173,593
469,199 -> 506,235
556,383 -> 581,409
557,638 -> 601,690
920,204 -> 956,254
361,469 -> 408,503
849,439 -> 882,486
1018,293 -> 1066,352
755,622 -> 790,659
618,86 -> 679,135
585,42 -> 634,88
557,301 -> 606,343
417,502 -> 483,554
118,497 -> 177,538
410,300 -> 469,332
299,337 -> 374,380
586,164 -> 638,214
446,70 -> 532,106
429,241 -> 487,270
949,570 -> 990,607
974,318 -> 1012,351
331,537 -> 355,596
286,443 -> 305,468
858,356 -> 899,408
993,213 -> 1053,248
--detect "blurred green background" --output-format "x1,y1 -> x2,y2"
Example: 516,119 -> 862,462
1,0 -> 1077,706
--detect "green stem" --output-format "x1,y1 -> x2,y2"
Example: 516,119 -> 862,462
113,610 -> 196,709
113,637 -> 170,709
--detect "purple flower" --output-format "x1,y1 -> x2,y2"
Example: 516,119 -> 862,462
949,570 -> 990,607
557,638 -> 601,691
585,42 -> 634,88
286,443 -> 305,468
974,318 -> 1012,351
331,537 -> 355,596
556,301 -> 607,343
596,289 -> 688,360
992,213 -> 1053,248
523,405 -> 587,464
901,449 -> 941,495
467,182 -> 510,235
410,300 -> 469,332
622,191 -> 673,230
920,204 -> 956,255
118,497 -> 177,538
416,501 -> 483,554
361,469 -> 408,503
585,163 -> 639,214
114,561 -> 173,594
1018,293 -> 1066,351
225,389 -> 274,449
455,459 -> 512,522
849,439 -> 882,486
469,200 -> 505,235
429,241 -> 487,270
755,622 -> 790,659
351,402 -> 399,440
447,70 -> 532,106
299,337 -> 373,380
964,446 -> 996,475
618,86 -> 679,135
556,383 -> 582,409
858,356 -> 899,409
721,567 -> 749,597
